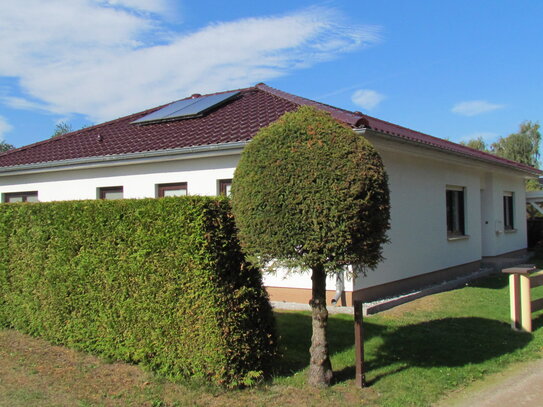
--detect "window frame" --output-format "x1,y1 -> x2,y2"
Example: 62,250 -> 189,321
3,191 -> 38,203
446,186 -> 466,238
503,192 -> 514,231
98,186 -> 124,200
157,182 -> 188,198
218,179 -> 232,196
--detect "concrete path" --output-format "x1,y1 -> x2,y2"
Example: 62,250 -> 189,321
437,357 -> 543,407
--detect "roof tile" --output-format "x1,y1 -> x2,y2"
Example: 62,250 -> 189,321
0,83 -> 539,175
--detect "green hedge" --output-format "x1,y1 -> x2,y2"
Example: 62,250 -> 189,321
0,197 -> 276,387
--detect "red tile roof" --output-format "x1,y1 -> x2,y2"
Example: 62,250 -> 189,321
0,83 -> 539,175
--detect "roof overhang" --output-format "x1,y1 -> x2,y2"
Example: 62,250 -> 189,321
0,141 -> 247,177
358,128 -> 542,178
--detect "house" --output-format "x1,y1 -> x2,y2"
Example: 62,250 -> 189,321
0,83 -> 539,305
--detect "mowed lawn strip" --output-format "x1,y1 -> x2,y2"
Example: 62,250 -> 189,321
2,271 -> 543,407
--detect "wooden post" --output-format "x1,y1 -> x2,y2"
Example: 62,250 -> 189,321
503,265 -> 536,333
354,300 -> 365,387
509,274 -> 521,330
520,274 -> 533,332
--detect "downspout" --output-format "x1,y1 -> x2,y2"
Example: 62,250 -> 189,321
331,267 -> 348,306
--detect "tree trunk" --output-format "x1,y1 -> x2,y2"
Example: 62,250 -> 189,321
308,264 -> 333,387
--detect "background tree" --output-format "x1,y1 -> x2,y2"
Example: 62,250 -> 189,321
51,121 -> 73,138
491,121 -> 540,167
0,141 -> 14,152
231,106 -> 390,387
460,136 -> 488,152
461,121 -> 541,190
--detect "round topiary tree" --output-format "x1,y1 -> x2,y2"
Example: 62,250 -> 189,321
231,106 -> 390,387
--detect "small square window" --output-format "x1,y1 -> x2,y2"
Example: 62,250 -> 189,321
99,186 -> 123,200
504,192 -> 514,230
218,179 -> 232,196
3,191 -> 38,203
157,182 -> 187,197
446,186 -> 465,236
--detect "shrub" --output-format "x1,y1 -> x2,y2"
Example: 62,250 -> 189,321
0,197 -> 276,387
231,106 -> 390,386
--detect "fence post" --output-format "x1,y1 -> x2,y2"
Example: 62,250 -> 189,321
503,265 -> 536,332
354,300 -> 365,387
508,273 -> 521,330
520,274 -> 533,332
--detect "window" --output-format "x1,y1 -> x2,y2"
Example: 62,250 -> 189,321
504,192 -> 514,230
446,186 -> 465,236
218,179 -> 232,196
99,186 -> 123,200
3,191 -> 38,203
157,182 -> 187,197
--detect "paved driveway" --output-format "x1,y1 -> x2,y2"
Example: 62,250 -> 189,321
438,357 -> 543,407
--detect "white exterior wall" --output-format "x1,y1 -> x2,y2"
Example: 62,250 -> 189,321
480,173 -> 527,257
353,135 -> 529,291
0,136 -> 530,295
0,155 -> 239,200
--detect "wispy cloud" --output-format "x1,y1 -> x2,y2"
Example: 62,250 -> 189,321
351,89 -> 385,110
451,100 -> 504,116
0,116 -> 13,141
0,96 -> 49,112
0,1 -> 381,122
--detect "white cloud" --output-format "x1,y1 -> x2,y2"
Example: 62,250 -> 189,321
0,116 -> 13,141
451,100 -> 504,116
0,2 -> 380,122
351,89 -> 385,110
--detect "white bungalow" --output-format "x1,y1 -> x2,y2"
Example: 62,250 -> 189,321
0,84 -> 539,305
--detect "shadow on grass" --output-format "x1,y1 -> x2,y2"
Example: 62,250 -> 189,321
273,311 -> 387,377
362,317 -> 531,385
275,312 -> 532,385
467,273 -> 510,290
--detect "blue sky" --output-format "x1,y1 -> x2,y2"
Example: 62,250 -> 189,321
0,0 -> 542,148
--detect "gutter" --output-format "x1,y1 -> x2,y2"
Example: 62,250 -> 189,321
0,141 -> 248,177
357,128 -> 541,177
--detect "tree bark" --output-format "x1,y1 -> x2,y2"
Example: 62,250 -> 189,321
308,264 -> 333,387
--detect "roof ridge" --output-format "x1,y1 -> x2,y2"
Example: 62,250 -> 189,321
255,83 -> 364,127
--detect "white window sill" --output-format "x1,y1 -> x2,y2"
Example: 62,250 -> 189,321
447,235 -> 470,241
504,229 -> 517,234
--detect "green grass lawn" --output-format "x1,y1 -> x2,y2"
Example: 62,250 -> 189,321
2,270 -> 543,406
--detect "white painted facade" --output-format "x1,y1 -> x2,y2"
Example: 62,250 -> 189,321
0,132 -> 530,297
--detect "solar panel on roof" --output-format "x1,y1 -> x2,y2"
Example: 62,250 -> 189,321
132,91 -> 240,125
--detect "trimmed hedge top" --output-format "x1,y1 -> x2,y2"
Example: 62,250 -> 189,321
0,197 -> 276,387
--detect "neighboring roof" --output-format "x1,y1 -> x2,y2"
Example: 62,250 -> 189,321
0,83 -> 539,175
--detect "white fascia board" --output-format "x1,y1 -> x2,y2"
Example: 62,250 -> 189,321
0,141 -> 248,177
358,128 -> 540,178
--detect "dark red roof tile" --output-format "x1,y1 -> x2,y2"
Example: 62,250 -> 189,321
0,83 -> 539,175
